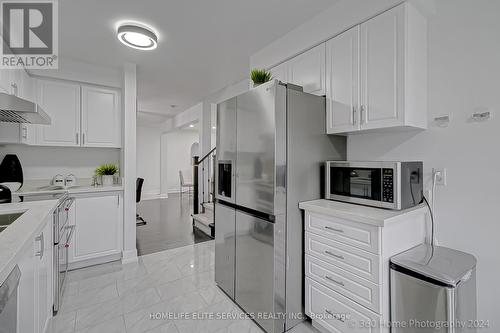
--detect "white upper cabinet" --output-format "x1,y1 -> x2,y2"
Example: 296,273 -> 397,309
288,43 -> 326,95
81,85 -> 121,148
326,3 -> 427,134
36,79 -> 81,146
326,26 -> 360,133
269,61 -> 288,83
268,43 -> 326,95
0,69 -> 11,94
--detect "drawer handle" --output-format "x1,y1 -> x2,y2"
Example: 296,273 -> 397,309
325,250 -> 345,260
325,309 -> 346,323
325,226 -> 344,233
325,275 -> 345,286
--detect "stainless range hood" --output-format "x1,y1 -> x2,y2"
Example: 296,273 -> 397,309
0,92 -> 51,124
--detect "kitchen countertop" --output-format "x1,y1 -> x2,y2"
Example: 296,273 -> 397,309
14,184 -> 124,196
299,199 -> 428,227
0,200 -> 59,284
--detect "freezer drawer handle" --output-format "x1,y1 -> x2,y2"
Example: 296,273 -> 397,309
324,226 -> 344,233
324,250 -> 345,260
325,275 -> 345,286
325,309 -> 345,322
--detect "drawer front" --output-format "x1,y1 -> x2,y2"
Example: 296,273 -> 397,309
306,212 -> 380,254
305,255 -> 381,313
306,277 -> 380,333
305,232 -> 380,284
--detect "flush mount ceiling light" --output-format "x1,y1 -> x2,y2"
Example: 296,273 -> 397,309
117,24 -> 158,50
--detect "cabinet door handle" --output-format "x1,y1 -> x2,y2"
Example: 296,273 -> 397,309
82,133 -> 85,145
325,226 -> 344,233
325,275 -> 345,286
325,250 -> 345,260
325,309 -> 346,323
76,133 -> 79,145
11,83 -> 18,96
22,126 -> 27,139
35,232 -> 44,259
360,105 -> 365,124
352,106 -> 356,125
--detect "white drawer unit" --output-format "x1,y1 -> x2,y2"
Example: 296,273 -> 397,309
306,211 -> 380,254
306,277 -> 380,333
305,232 -> 380,284
306,254 -> 381,313
300,199 -> 427,333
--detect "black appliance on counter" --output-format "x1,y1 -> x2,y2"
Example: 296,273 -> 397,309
0,184 -> 11,203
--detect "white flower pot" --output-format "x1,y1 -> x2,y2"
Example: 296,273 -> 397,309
102,175 -> 114,186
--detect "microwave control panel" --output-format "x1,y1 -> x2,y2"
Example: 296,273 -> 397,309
382,168 -> 394,203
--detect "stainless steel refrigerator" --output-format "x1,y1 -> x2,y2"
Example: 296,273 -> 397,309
214,80 -> 346,333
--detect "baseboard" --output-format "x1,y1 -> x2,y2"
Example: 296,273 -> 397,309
121,249 -> 138,263
67,253 -> 122,270
142,192 -> 168,200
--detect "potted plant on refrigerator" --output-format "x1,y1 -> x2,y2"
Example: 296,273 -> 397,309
250,68 -> 272,87
95,164 -> 118,186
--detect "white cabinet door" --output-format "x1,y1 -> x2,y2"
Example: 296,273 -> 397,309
288,43 -> 326,95
37,218 -> 53,333
360,5 -> 404,130
36,79 -> 81,146
81,86 -> 121,148
326,26 -> 360,134
17,235 -> 37,333
269,62 -> 288,83
71,194 -> 122,262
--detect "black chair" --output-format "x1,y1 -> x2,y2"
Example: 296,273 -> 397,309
136,178 -> 146,226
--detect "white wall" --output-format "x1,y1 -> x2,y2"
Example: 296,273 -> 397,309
164,130 -> 199,193
0,145 -> 120,180
250,0 -> 499,329
136,125 -> 163,199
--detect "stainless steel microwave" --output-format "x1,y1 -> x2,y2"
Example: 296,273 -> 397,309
325,161 -> 423,210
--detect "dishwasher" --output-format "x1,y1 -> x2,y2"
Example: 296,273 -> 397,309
0,265 -> 21,333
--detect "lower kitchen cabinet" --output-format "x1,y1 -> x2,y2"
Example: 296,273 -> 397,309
68,192 -> 123,267
300,200 -> 427,333
17,215 -> 53,333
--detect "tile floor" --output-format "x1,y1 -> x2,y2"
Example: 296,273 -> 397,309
48,240 -> 320,333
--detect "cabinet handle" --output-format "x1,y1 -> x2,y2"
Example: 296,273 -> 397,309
325,275 -> 345,286
22,126 -> 27,139
325,250 -> 345,260
324,226 -> 344,233
82,133 -> 85,145
76,133 -> 79,145
352,106 -> 356,125
360,105 -> 365,124
325,309 -> 346,323
35,232 -> 44,259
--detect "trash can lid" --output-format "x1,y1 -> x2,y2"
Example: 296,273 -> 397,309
390,244 -> 477,287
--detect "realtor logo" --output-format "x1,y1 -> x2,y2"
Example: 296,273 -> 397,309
1,0 -> 58,68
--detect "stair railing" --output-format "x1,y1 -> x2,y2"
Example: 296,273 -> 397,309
192,147 -> 216,215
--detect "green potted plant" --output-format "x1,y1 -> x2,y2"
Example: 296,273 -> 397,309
95,164 -> 118,186
250,68 -> 272,87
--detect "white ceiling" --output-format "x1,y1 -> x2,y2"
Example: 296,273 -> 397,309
59,0 -> 337,118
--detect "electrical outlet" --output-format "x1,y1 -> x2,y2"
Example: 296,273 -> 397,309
432,168 -> 447,186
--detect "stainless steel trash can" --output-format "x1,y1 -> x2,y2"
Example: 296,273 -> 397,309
390,244 -> 477,333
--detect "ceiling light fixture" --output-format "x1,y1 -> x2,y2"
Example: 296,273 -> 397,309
117,24 -> 158,50
189,124 -> 194,128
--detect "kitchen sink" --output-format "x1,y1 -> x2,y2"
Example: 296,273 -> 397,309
0,212 -> 25,233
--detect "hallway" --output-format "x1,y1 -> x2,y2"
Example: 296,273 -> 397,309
136,193 -> 212,255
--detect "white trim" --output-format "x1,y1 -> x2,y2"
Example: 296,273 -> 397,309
121,249 -> 138,263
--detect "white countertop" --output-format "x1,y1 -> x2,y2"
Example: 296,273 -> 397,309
0,200 -> 59,284
14,184 -> 124,196
299,199 -> 428,227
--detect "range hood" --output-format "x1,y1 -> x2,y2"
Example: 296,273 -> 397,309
0,92 -> 51,125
